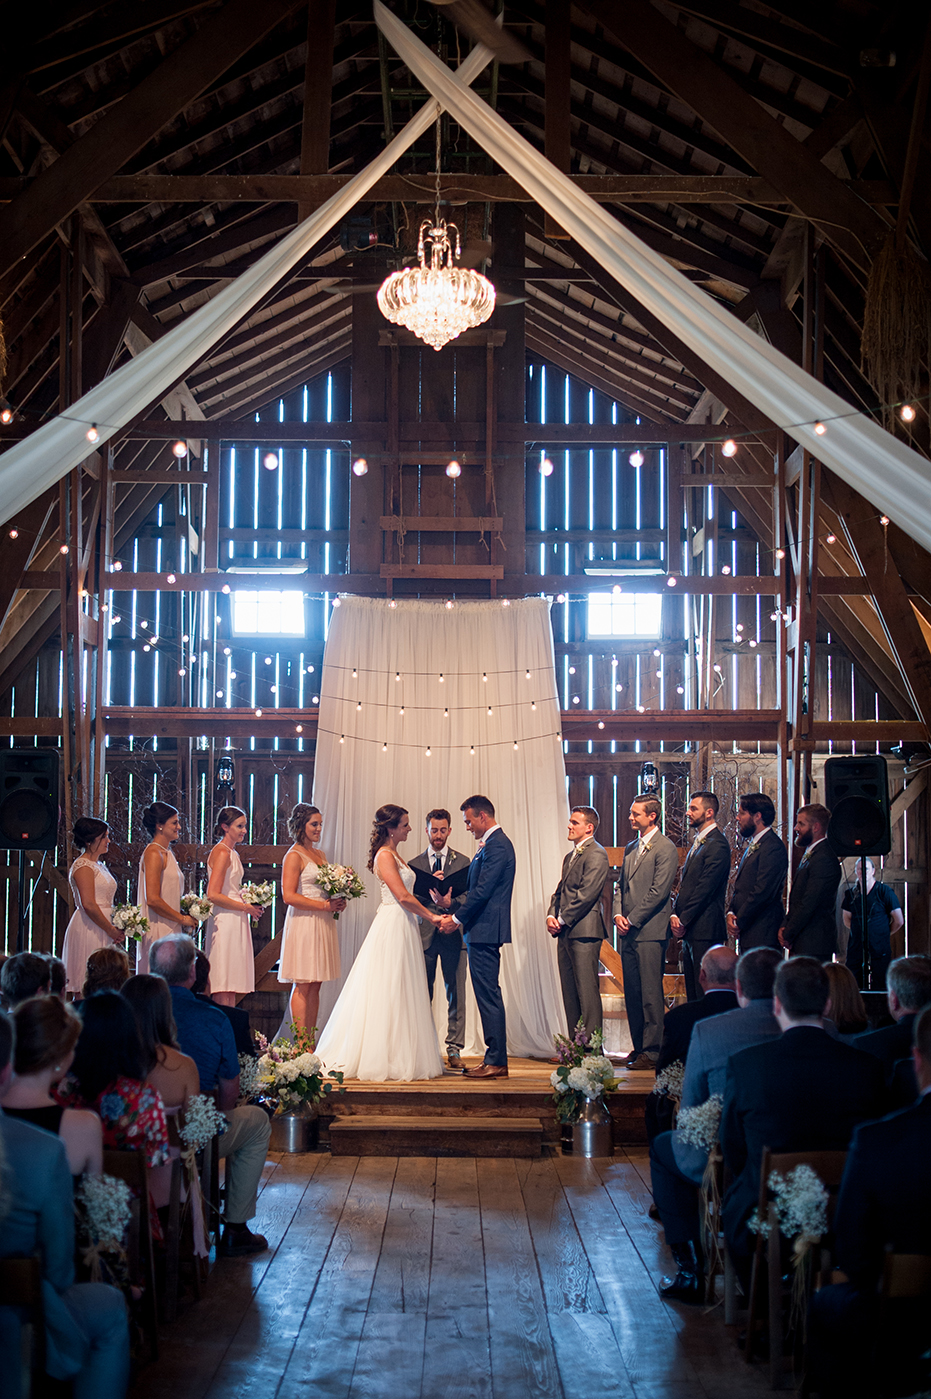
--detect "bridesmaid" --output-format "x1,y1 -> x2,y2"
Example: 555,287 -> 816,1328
61,817 -> 121,996
204,806 -> 261,1007
137,801 -> 197,973
277,804 -> 345,1038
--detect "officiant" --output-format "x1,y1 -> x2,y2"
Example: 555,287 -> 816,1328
410,809 -> 472,1071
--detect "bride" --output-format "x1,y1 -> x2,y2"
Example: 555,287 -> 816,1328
315,804 -> 445,1082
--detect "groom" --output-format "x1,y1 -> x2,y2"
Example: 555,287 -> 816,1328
438,794 -> 515,1079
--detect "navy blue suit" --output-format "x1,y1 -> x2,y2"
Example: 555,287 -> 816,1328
455,827 -> 516,1066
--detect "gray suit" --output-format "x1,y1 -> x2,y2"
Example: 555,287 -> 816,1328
548,838 -> 609,1036
613,830 -> 678,1060
670,999 -> 782,1181
0,1112 -> 129,1395
409,845 -> 471,1055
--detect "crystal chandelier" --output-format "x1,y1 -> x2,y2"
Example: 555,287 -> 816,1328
377,113 -> 495,351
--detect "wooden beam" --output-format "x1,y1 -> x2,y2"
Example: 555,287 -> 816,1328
379,517 -> 503,532
828,469 -> 931,729
891,766 -> 928,824
577,0 -> 889,272
544,0 -> 572,239
298,0 -> 336,222
0,0 -> 301,284
525,325 -> 673,425
0,717 -> 64,737
0,488 -> 56,631
807,721 -> 929,743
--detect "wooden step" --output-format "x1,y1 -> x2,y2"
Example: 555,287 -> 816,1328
328,1114 -> 544,1158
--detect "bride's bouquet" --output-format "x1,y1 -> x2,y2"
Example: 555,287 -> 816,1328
112,904 -> 149,942
181,892 -> 213,922
240,880 -> 275,909
315,863 -> 366,920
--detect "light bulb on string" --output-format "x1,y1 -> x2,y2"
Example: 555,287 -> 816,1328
395,671 -> 400,681
539,456 -> 554,477
312,695 -> 319,704
331,599 -> 341,608
263,452 -> 280,471
439,673 -> 444,683
572,695 -> 580,704
749,639 -> 758,648
556,593 -> 566,604
666,576 -> 677,587
721,565 -> 731,576
111,561 -> 122,571
178,668 -> 186,677
880,515 -> 890,526
264,656 -> 272,665
513,742 -> 518,751
525,670 -> 531,679
255,708 -> 263,717
0,404 -> 13,425
721,439 -> 737,457
775,548 -> 786,560
382,741 -> 387,751
399,706 -> 405,716
86,425 -> 99,443
352,458 -> 368,476
172,440 -> 188,459
60,544 -> 69,555
598,721 -> 605,730
426,746 -> 432,756
629,449 -> 644,468
487,706 -> 493,716
900,404 -> 916,422
470,746 -> 475,755
612,584 -> 622,595
826,533 -> 836,544
8,528 -> 18,539
339,734 -> 344,744
388,599 -> 397,608
166,573 -> 176,584
356,702 -> 362,711
445,459 -> 461,478
531,701 -> 536,710
676,685 -> 684,694
296,725 -> 303,734
814,422 -> 826,436
221,583 -> 230,594
141,621 -> 149,630
444,708 -> 449,718
569,666 -> 576,675
445,599 -> 454,609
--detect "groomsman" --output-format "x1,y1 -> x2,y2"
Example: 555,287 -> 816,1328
409,809 -> 471,1071
727,792 -> 788,951
546,805 -> 609,1038
613,796 -> 678,1070
439,795 -> 516,1080
780,803 -> 841,959
669,790 -> 731,1001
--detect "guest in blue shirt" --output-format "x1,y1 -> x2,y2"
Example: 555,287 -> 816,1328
149,934 -> 270,1256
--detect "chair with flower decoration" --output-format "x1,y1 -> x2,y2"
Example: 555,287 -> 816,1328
103,1148 -> 159,1361
744,1148 -> 848,1388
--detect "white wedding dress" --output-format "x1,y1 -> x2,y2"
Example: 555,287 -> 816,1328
316,857 -> 444,1082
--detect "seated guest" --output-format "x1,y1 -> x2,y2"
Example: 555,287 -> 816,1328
808,1004 -> 931,1398
121,974 -> 200,1110
149,934 -> 270,1256
56,992 -> 169,1170
854,955 -> 931,1081
1,951 -> 51,1008
193,950 -> 256,1058
824,962 -> 869,1040
651,946 -> 782,1302
721,957 -> 885,1277
646,945 -> 738,1143
82,944 -> 131,999
2,997 -> 102,1177
0,1010 -> 130,1398
42,954 -> 68,1001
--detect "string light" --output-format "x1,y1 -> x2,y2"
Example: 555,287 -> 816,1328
222,646 -> 230,654
388,600 -> 397,608
629,450 -> 644,468
263,452 -> 279,471
880,515 -> 890,526
426,746 -> 432,756
8,528 -> 18,539
86,425 -> 99,443
111,561 -> 122,571
612,584 -> 622,595
487,706 -> 493,715
356,702 -> 362,711
826,533 -> 836,544
676,685 -> 684,694
569,666 -> 576,675
172,440 -> 187,459
399,706 -> 405,716
749,639 -> 758,648
721,565 -> 731,575
775,548 -> 786,560
395,672 -> 400,682
721,439 -> 737,457
814,422 -> 826,436
352,668 -> 357,677
265,656 -> 272,665
143,643 -> 151,652
340,734 -> 344,743
525,670 -> 531,679
572,695 -> 580,704
470,745 -> 475,755
221,583 -> 231,593
444,708 -> 449,718
178,668 -> 186,677
483,673 -> 487,682
255,708 -> 263,717
539,456 -> 554,476
439,673 -> 444,682
445,459 -> 461,478
531,701 -> 537,710
352,458 -> 368,476
166,573 -> 176,584
0,404 -> 12,425
332,599 -> 341,607
382,741 -> 387,751
513,741 -> 518,751
445,600 -> 454,610
59,544 -> 69,555
296,724 -> 303,733
556,593 -> 566,604
597,720 -> 605,730
666,576 -> 677,587
502,598 -> 511,607
900,404 -> 916,422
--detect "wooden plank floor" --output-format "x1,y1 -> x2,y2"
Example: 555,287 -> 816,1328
129,1147 -> 771,1399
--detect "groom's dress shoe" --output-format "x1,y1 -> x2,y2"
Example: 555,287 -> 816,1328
464,1064 -> 508,1079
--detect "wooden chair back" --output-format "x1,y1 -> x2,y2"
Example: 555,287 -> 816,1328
881,1252 -> 931,1302
103,1148 -> 159,1360
0,1255 -> 44,1399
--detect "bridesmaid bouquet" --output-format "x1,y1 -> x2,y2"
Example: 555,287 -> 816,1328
112,903 -> 149,942
181,892 -> 213,922
315,863 -> 366,920
240,880 -> 275,909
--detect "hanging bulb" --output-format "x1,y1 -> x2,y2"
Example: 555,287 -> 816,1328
572,695 -> 580,704
735,624 -> 744,633
388,599 -> 397,608
8,528 -> 18,539
900,404 -> 916,422
721,439 -> 737,457
399,706 -> 405,716
531,701 -> 537,710
263,452 -> 280,471
143,643 -> 151,652
221,583 -> 231,593
470,745 -> 475,755
86,425 -> 99,443
814,421 -> 826,436
172,440 -> 188,459
749,639 -> 758,648
352,668 -> 357,677
296,724 -> 304,733
332,598 -> 341,607
556,593 -> 566,604
445,599 -> 454,609
444,708 -> 449,718
255,708 -> 263,717
111,561 -> 122,571
382,741 -> 387,751
446,459 -> 461,478
178,668 -> 187,677
826,533 -> 836,544
356,702 -> 362,711
352,457 -> 368,476
483,672 -> 487,682
612,584 -> 622,596
597,721 -> 605,730
513,742 -> 518,751
264,656 -> 272,665
0,404 -> 13,425
487,706 -> 493,716
775,548 -> 786,560
880,515 -> 890,527
395,671 -> 400,681
222,645 -> 230,654
569,666 -> 576,675
502,598 -> 511,607
629,449 -> 644,468
60,543 -> 69,555
307,665 -> 315,674
426,746 -> 432,756
525,669 -> 531,679
339,734 -> 345,744
676,685 -> 684,694
439,673 -> 444,683
312,695 -> 319,703
721,565 -> 731,576
141,621 -> 149,630
666,576 -> 677,587
539,457 -> 554,476
166,573 -> 177,584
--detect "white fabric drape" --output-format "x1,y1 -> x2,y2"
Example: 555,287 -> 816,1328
311,596 -> 567,1059
0,40 -> 495,527
376,2 -> 931,556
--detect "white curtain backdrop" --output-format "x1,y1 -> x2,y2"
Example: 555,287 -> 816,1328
376,1 -> 931,557
311,596 -> 567,1058
0,39 -> 495,527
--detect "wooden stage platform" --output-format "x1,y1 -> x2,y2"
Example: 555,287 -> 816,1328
319,1058 -> 653,1155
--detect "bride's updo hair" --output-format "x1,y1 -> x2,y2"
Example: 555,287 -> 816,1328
367,804 -> 408,871
288,804 -> 321,845
141,801 -> 178,838
214,805 -> 246,841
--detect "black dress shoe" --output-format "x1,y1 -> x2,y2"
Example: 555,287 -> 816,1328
659,1241 -> 705,1304
220,1223 -> 268,1257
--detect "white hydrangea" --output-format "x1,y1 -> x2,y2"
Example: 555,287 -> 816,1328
293,1052 -> 322,1076
550,1070 -> 570,1094
567,1067 -> 601,1099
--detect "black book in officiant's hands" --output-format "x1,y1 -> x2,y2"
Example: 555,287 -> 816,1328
412,864 -> 470,906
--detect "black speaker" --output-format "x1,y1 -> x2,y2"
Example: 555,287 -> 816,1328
0,748 -> 60,851
824,755 -> 891,857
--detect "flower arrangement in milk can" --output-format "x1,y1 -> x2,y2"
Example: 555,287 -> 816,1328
550,1020 -> 620,1125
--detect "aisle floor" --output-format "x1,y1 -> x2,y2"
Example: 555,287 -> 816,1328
130,1146 -> 771,1399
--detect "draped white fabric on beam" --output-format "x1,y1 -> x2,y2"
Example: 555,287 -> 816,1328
0,40 -> 496,528
311,597 -> 566,1059
376,1 -> 931,556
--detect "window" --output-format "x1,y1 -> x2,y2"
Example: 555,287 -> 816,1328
231,589 -> 306,636
587,591 -> 663,639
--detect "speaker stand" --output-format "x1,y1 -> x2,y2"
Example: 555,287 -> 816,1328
16,850 -> 27,953
858,854 -> 870,991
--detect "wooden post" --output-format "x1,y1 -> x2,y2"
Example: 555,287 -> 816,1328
493,205 -> 525,580
544,0 -> 571,239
